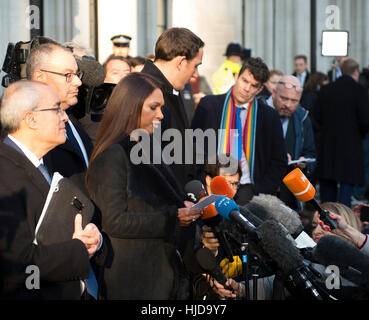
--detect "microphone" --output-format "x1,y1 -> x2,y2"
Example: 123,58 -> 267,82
202,204 -> 234,262
251,194 -> 316,248
215,196 -> 262,241
258,220 -> 323,300
75,56 -> 106,87
312,235 -> 369,287
210,176 -> 235,198
195,247 -> 229,287
283,168 -> 338,230
184,180 -> 235,262
184,180 -> 208,203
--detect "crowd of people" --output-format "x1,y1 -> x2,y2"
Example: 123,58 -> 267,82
1,26 -> 369,301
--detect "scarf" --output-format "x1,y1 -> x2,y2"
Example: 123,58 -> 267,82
217,87 -> 258,182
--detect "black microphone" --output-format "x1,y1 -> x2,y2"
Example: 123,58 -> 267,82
312,235 -> 369,287
75,56 -> 106,87
195,247 -> 229,287
215,196 -> 262,241
184,180 -> 208,203
251,194 -> 316,248
258,219 -> 323,300
184,180 -> 235,262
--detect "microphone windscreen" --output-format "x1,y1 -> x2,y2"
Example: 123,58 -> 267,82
184,180 -> 208,203
251,194 -> 302,236
196,247 -> 227,285
283,168 -> 316,202
214,196 -> 239,220
210,176 -> 235,199
258,219 -> 303,275
76,57 -> 106,87
201,203 -> 218,220
239,204 -> 265,227
312,235 -> 369,278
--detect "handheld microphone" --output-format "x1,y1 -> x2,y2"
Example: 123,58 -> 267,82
283,168 -> 338,230
202,204 -> 234,262
195,247 -> 229,287
215,196 -> 262,241
184,180 -> 208,203
251,194 -> 316,248
210,176 -> 236,198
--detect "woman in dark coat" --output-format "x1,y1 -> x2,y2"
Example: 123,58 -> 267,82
86,73 -> 202,299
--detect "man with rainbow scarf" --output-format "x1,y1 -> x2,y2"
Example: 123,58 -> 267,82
191,57 -> 288,205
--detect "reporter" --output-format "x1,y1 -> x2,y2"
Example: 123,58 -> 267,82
86,73 -> 201,299
312,202 -> 369,256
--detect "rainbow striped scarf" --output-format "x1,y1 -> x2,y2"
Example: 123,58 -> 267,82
217,87 -> 258,182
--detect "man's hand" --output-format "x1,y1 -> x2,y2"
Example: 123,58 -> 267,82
201,225 -> 219,255
72,214 -> 102,258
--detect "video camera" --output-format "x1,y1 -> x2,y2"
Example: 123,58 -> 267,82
1,36 -> 114,120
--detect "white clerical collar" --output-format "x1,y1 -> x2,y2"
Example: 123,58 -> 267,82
172,89 -> 179,96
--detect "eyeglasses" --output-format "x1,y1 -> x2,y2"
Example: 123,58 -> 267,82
227,181 -> 240,189
33,103 -> 65,116
40,69 -> 83,83
278,81 -> 303,93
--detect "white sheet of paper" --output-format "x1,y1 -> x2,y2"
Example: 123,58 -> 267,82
191,194 -> 221,209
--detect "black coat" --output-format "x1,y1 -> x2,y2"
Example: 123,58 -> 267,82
86,137 -> 190,300
0,141 -> 90,300
141,60 -> 196,187
312,75 -> 369,185
191,94 -> 288,195
44,114 -> 93,193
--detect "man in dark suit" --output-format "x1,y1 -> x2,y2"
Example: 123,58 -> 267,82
141,27 -> 204,188
266,75 -> 316,209
26,42 -> 93,192
191,57 -> 288,205
312,58 -> 369,208
0,80 -> 101,299
292,55 -> 310,88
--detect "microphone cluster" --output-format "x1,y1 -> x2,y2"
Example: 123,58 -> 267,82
184,175 -> 369,300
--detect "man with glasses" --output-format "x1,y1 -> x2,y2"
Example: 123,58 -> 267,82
192,57 -> 288,205
26,42 -> 93,193
0,80 -> 101,299
266,75 -> 316,210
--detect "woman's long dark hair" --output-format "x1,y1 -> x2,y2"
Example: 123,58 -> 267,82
88,72 -> 164,166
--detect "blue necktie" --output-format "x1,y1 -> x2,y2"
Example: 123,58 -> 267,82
84,265 -> 98,299
235,107 -> 243,160
65,122 -> 86,166
38,163 -> 52,185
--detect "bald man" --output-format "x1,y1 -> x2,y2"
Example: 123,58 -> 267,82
0,81 -> 101,299
267,75 -> 316,209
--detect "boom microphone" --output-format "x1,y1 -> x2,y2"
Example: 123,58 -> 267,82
283,168 -> 338,230
215,196 -> 262,241
258,220 -> 322,300
251,194 -> 316,248
75,56 -> 106,87
312,235 -> 369,287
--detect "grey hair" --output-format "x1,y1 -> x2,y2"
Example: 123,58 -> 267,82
26,43 -> 70,80
0,80 -> 42,133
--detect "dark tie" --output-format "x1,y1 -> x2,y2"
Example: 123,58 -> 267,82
38,163 -> 52,185
65,122 -> 85,165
